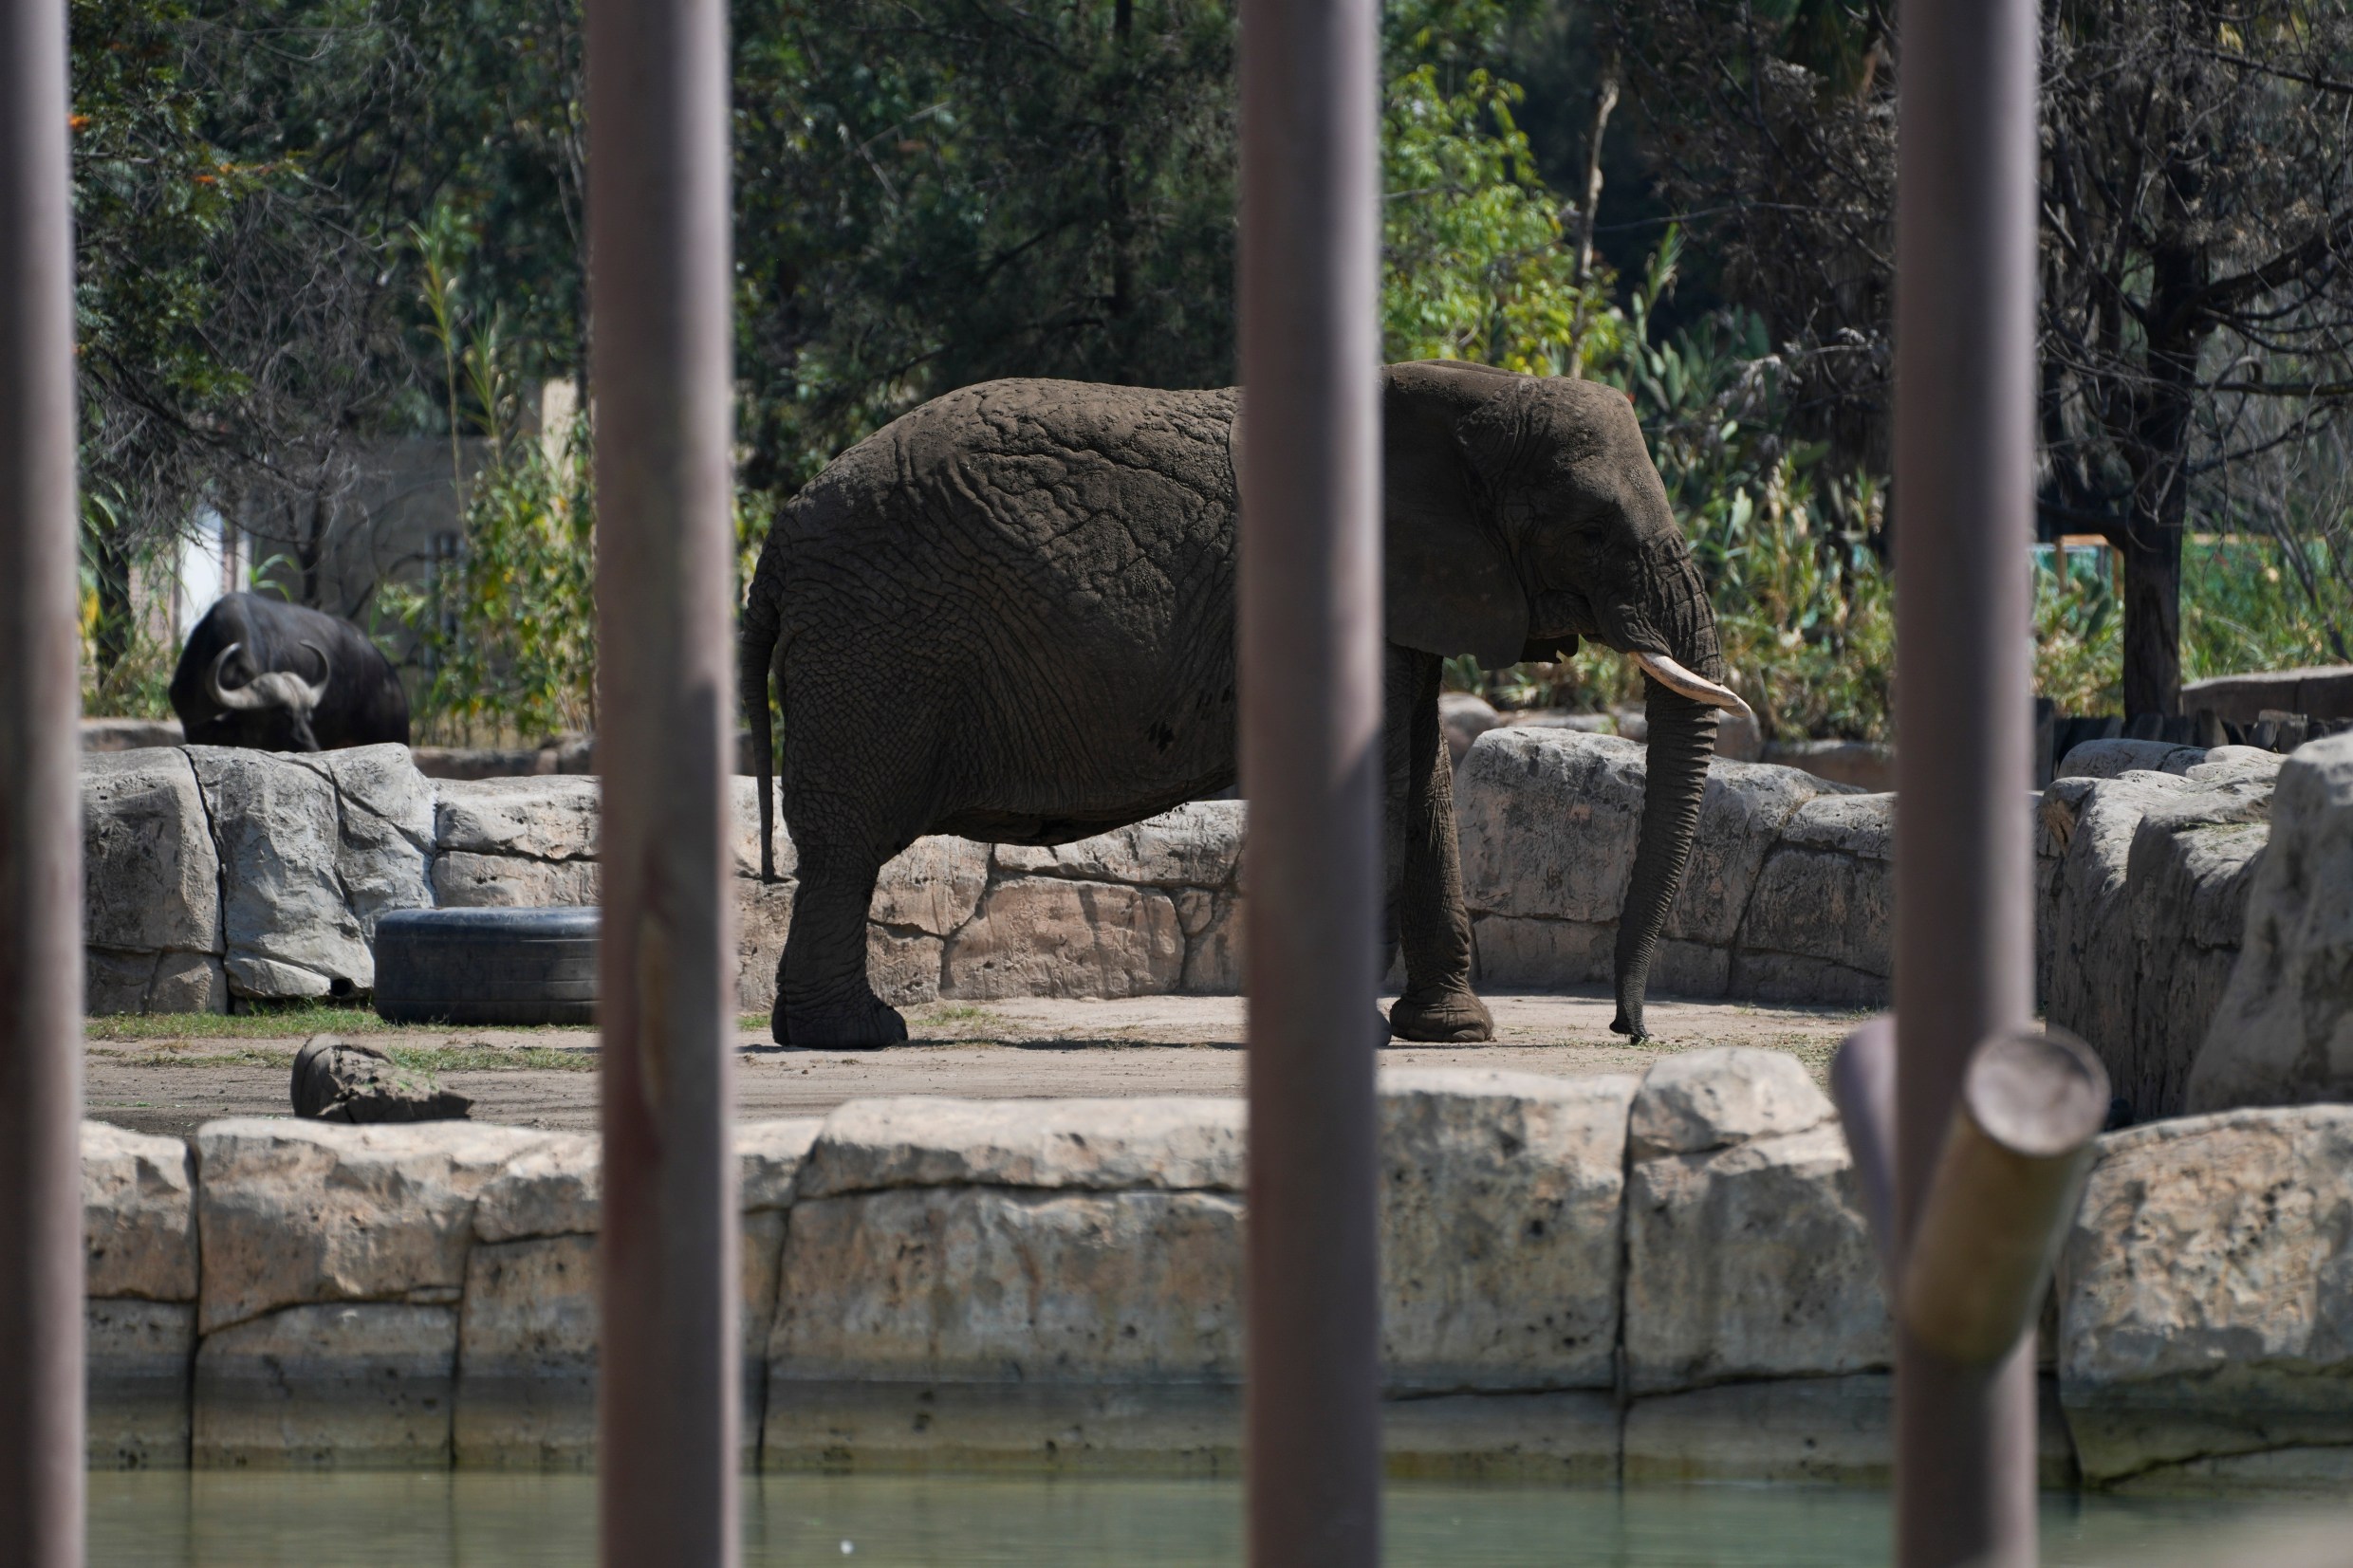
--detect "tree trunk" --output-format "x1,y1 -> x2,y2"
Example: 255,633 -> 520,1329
1104,0 -> 1134,327
2120,254 -> 2201,719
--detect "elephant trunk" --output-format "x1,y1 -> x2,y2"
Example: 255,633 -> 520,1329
1608,536 -> 1733,1039
1610,686 -> 1715,1038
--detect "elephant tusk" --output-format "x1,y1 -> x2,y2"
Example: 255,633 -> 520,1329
1634,650 -> 1755,723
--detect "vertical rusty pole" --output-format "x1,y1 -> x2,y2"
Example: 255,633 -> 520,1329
1892,0 -> 2041,1563
0,0 -> 86,1562
1237,0 -> 1383,1556
584,0 -> 738,1556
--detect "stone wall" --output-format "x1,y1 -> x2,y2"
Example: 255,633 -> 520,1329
79,746 -> 1243,1013
81,735 -> 2320,1044
2036,747 -> 2283,1120
80,1051 -> 2349,1489
1458,729 -> 1894,1006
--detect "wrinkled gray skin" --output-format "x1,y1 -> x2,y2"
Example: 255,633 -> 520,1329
742,360 -> 1727,1048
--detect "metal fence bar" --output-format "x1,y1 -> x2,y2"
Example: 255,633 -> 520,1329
1891,0 -> 2042,1563
0,0 -> 87,1559
1236,0 -> 1384,1557
584,0 -> 740,1557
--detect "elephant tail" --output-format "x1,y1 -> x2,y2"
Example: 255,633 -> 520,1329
739,571 -> 784,883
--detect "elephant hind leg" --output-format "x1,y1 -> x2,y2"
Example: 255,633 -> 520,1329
1385,649 -> 1494,1043
774,836 -> 908,1049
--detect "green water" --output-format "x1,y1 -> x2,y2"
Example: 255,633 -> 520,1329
86,1472 -> 2275,1567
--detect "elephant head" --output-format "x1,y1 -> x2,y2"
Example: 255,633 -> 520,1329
1382,360 -> 1751,1039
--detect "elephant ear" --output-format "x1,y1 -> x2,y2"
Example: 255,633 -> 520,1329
1382,363 -> 1529,669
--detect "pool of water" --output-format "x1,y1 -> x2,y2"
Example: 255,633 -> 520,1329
87,1471 -> 2277,1567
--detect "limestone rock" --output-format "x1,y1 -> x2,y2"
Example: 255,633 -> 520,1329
770,1186 -> 1245,1382
798,1096 -> 1244,1199
1624,1122 -> 1887,1392
1471,915 -> 1610,988
726,775 -> 799,880
1455,729 -> 1835,949
2059,738 -> 2208,780
734,878 -> 795,1010
1628,1047 -> 1833,1158
2042,766 -> 2274,1118
473,1133 -> 600,1243
1455,729 -> 1648,922
1438,691 -> 1501,767
991,802 -> 1244,889
291,1035 -> 472,1124
942,877 -> 1184,999
87,1298 -> 195,1468
187,748 -> 371,998
432,851 -> 601,909
1726,950 -> 1888,1007
85,948 -> 228,1015
195,1117 -> 547,1332
2056,1106 -> 2353,1486
867,925 -> 944,1006
2189,733 -> 2353,1112
455,1234 -> 599,1467
293,744 -> 436,938
1775,792 -> 1893,861
195,1301 -> 457,1467
80,748 -> 220,959
1377,1069 -> 1636,1392
1177,889 -> 1243,993
871,837 -> 991,936
1737,844 -> 1893,980
434,775 -> 601,862
82,1120 -> 196,1301
739,1117 -> 824,1209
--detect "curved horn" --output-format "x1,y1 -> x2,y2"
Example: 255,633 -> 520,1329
294,640 -> 332,710
206,643 -> 270,710
1634,650 -> 1755,723
207,640 -> 331,715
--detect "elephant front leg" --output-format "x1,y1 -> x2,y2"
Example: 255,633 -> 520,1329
1386,650 -> 1494,1043
775,841 -> 909,1049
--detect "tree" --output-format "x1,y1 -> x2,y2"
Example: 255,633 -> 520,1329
70,0 -> 262,675
1603,0 -> 2353,714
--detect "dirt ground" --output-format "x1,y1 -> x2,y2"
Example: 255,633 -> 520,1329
84,990 -> 1871,1139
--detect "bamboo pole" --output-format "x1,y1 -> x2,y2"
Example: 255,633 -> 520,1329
1236,0 -> 1384,1555
584,0 -> 739,1557
1901,1031 -> 2107,1366
0,0 -> 87,1559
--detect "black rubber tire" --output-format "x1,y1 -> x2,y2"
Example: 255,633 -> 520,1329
373,907 -> 600,1025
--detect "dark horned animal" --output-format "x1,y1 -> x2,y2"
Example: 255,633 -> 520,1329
170,592 -> 411,752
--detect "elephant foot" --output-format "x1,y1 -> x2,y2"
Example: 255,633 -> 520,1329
1389,986 -> 1494,1043
774,990 -> 909,1050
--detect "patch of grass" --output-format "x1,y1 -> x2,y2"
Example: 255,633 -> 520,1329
88,1004 -> 398,1042
96,1040 -> 597,1073
84,1002 -> 606,1042
909,1003 -> 1008,1027
384,1044 -> 598,1073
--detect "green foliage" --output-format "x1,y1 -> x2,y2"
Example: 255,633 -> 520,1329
732,0 -> 1239,491
1381,65 -> 1617,374
383,239 -> 597,745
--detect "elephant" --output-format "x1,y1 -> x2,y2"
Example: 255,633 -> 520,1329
740,360 -> 1751,1049
170,592 -> 412,752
